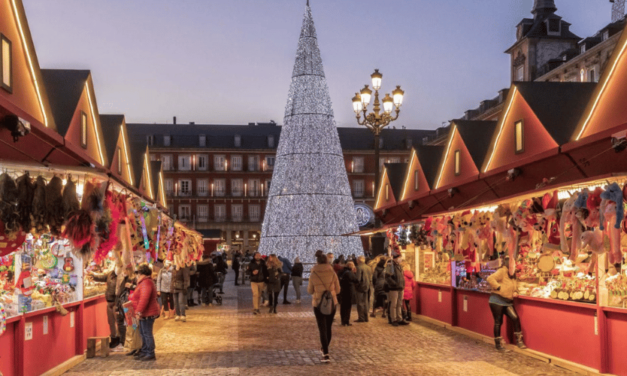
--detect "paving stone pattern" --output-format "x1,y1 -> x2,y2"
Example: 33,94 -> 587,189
66,272 -> 574,376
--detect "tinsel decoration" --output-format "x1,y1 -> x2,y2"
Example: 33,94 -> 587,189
45,176 -> 65,235
411,225 -> 427,247
258,2 -> 363,260
0,173 -> 20,238
16,173 -> 34,233
31,176 -> 47,233
62,210 -> 95,257
62,178 -> 80,221
93,191 -> 120,263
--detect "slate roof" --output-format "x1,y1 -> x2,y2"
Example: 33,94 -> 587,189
130,141 -> 147,189
384,163 -> 408,202
126,123 -> 436,151
150,160 -> 162,199
515,82 -> 597,145
41,70 -> 90,137
415,145 -> 445,188
453,121 -> 498,169
100,115 -> 125,165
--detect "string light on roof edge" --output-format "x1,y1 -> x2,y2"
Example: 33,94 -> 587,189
258,2 -> 363,260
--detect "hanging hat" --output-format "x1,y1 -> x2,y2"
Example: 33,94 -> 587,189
423,217 -> 433,232
542,191 -> 558,211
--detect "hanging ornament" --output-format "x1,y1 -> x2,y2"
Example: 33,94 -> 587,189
0,304 -> 6,337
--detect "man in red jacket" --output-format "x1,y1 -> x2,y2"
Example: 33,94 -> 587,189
131,264 -> 160,361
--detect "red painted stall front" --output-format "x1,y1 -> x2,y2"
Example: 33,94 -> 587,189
0,316 -> 20,376
416,283 -> 453,325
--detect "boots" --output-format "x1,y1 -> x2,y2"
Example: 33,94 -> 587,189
269,306 -> 274,314
273,306 -> 277,314
494,337 -> 506,351
406,310 -> 412,322
515,332 -> 527,349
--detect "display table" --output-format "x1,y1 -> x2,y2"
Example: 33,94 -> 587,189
416,282 -> 454,325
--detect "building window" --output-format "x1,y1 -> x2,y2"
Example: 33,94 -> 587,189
231,155 -> 243,171
268,135 -> 275,148
199,135 -> 206,147
515,120 -> 524,154
265,179 -> 271,196
385,184 -> 389,201
150,154 -> 157,161
580,45 -> 586,54
179,179 -> 191,197
547,18 -> 560,35
249,205 -> 261,222
248,179 -> 260,197
231,179 -> 243,197
161,155 -> 173,171
1,34 -> 12,92
214,179 -> 226,197
580,68 -> 586,82
80,111 -> 88,149
214,155 -> 226,171
178,155 -> 191,171
163,135 -> 171,146
178,205 -> 191,221
379,158 -> 386,170
588,69 -> 597,83
603,30 -> 610,41
214,204 -> 226,222
197,154 -> 208,171
197,205 -> 208,222
265,156 -> 275,170
353,157 -> 364,173
117,147 -> 122,174
353,180 -> 365,198
232,204 -> 243,222
248,155 -> 259,171
234,135 -> 241,147
146,135 -> 154,146
197,179 -> 208,197
165,179 -> 173,196
515,66 -> 524,81
414,170 -> 419,191
454,150 -> 461,176
389,157 -> 401,163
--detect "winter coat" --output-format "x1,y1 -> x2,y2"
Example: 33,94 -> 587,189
403,270 -> 416,300
247,259 -> 268,283
172,266 -> 190,292
339,267 -> 358,300
487,267 -> 517,300
291,263 -> 304,277
385,262 -> 405,291
156,268 -> 173,293
307,264 -> 341,307
131,277 -> 160,318
197,259 -> 216,288
92,270 -> 117,302
278,256 -> 293,274
189,264 -> 198,289
215,258 -> 227,275
232,256 -> 240,271
355,263 -> 373,293
116,276 -> 136,314
266,266 -> 282,293
373,266 -> 386,295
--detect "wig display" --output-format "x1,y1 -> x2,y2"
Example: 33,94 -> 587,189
31,176 -> 47,233
62,178 -> 80,221
45,176 -> 65,236
0,173 -> 20,238
62,209 -> 95,257
15,173 -> 34,233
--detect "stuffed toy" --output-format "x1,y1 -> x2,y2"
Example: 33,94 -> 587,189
586,188 -> 603,228
560,193 -> 579,258
574,189 -> 589,228
581,230 -> 605,255
45,176 -> 65,236
15,173 -> 34,233
601,183 -> 624,266
0,173 -> 20,239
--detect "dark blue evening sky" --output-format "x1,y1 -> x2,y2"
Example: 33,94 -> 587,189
24,0 -> 613,129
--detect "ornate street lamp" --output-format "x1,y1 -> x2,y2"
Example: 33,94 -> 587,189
352,69 -> 404,199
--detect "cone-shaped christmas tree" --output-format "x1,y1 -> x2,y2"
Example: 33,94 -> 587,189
258,2 -> 363,260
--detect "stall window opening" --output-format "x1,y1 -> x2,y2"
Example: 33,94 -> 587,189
1,34 -> 12,92
515,120 -> 524,154
80,111 -> 88,149
117,147 -> 122,174
454,150 -> 461,176
385,184 -> 389,201
414,170 -> 419,191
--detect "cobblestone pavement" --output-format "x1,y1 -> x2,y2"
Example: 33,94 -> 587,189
66,272 -> 574,376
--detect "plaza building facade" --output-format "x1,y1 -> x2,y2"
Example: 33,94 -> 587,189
127,120 -> 435,251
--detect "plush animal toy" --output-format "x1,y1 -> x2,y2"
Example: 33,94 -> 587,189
560,193 -> 579,258
601,183 -> 624,265
586,188 -> 603,228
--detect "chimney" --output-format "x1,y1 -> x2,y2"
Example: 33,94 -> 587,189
173,116 -> 177,125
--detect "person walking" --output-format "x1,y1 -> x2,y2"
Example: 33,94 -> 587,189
266,255 -> 283,314
385,253 -> 407,326
197,255 -> 216,306
372,258 -> 387,318
156,261 -> 174,319
117,266 -> 141,356
131,264 -> 160,361
172,264 -> 190,322
487,257 -> 527,351
402,267 -> 416,322
278,255 -> 293,304
215,256 -> 227,294
232,254 -> 241,286
291,257 -> 304,303
308,252 -> 340,363
247,252 -> 268,315
354,256 -> 373,323
339,261 -> 358,326
187,263 -> 198,307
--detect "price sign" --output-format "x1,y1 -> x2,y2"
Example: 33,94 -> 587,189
25,322 -> 33,340
438,290 -> 442,303
43,315 -> 49,335
463,296 -> 468,312
70,311 -> 75,328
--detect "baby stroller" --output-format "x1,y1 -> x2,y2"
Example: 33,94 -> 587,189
211,283 -> 223,306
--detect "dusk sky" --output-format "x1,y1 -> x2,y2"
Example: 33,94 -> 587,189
24,0 -> 613,129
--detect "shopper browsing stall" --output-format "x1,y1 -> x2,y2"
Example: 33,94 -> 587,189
131,264 -> 160,361
486,257 -> 527,351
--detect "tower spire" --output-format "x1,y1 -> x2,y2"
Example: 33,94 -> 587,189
532,0 -> 557,19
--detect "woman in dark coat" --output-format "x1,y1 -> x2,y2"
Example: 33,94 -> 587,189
372,258 -> 388,318
266,255 -> 283,314
197,256 -> 216,306
339,262 -> 358,326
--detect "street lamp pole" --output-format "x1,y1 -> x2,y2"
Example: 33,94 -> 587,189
352,69 -> 405,202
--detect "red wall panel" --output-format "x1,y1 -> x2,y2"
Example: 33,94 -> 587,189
0,318 -> 18,376
606,310 -> 627,376
418,283 -> 453,325
83,297 -> 109,342
456,291 -> 498,339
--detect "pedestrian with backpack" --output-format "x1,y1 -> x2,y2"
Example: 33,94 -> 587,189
308,252 -> 341,363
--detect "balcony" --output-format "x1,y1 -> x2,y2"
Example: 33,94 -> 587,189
232,216 -> 243,223
198,216 -> 208,223
179,191 -> 192,198
215,216 -> 226,223
353,190 -> 365,198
